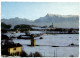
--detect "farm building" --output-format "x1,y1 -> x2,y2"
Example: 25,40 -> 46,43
8,43 -> 22,56
2,43 -> 22,56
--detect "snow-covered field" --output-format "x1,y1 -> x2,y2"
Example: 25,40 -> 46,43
22,45 -> 78,57
12,34 -> 79,57
3,31 -> 44,37
4,32 -> 26,37
29,31 -> 44,34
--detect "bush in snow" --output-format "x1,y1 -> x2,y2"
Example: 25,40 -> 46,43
69,55 -> 74,57
29,52 -> 42,57
20,51 -> 28,57
34,52 -> 42,57
28,52 -> 33,57
40,37 -> 43,39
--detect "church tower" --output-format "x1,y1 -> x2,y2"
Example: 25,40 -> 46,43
51,22 -> 54,28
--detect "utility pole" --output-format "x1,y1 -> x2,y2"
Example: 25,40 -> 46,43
54,50 -> 55,57
56,48 -> 57,57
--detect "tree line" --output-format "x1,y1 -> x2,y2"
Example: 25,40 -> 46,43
1,22 -> 79,34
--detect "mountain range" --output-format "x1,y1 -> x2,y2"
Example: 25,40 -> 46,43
1,14 -> 79,28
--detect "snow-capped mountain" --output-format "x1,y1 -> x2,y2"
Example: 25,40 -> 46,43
34,14 -> 79,28
1,14 -> 79,28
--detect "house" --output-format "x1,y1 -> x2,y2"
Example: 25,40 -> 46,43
8,43 -> 22,56
2,43 -> 22,56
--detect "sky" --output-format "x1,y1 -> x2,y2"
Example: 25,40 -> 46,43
1,2 -> 79,20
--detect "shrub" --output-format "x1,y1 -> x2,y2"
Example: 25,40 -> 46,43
70,43 -> 74,46
20,51 -> 28,57
29,52 -> 33,57
29,52 -> 42,57
1,22 -> 11,29
40,37 -> 43,39
34,52 -> 42,57
69,55 -> 74,57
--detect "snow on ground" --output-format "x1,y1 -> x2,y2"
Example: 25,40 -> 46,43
36,34 -> 79,46
29,31 -> 44,34
22,45 -> 79,57
13,39 -> 30,45
4,31 -> 43,37
4,33 -> 26,37
12,34 -> 79,57
13,34 -> 79,46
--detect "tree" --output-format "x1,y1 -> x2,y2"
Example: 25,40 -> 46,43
29,52 -> 33,57
20,51 -> 28,57
68,28 -> 73,34
29,52 -> 42,57
1,22 -> 11,29
1,22 -> 11,33
14,24 -> 32,31
34,52 -> 42,57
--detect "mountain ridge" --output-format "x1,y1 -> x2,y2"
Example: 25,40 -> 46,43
1,14 -> 79,28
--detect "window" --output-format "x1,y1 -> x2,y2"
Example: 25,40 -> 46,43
13,48 -> 16,50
